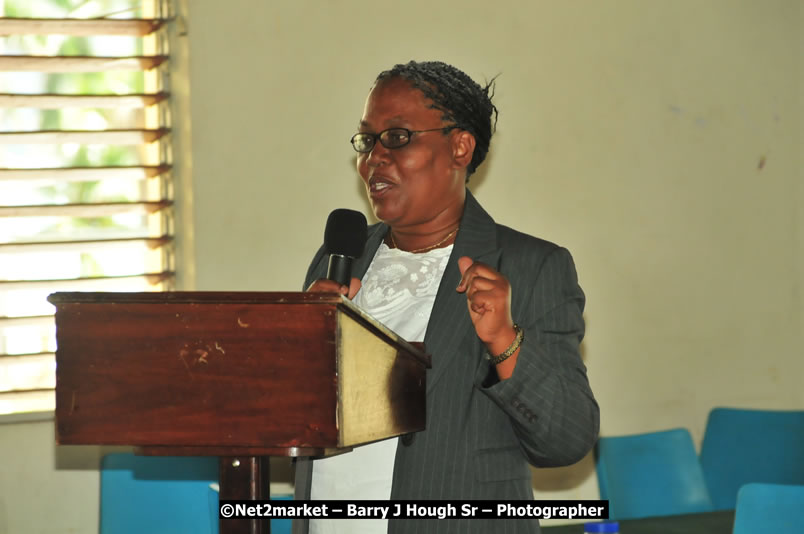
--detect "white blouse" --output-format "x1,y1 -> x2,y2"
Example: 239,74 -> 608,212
310,242 -> 453,534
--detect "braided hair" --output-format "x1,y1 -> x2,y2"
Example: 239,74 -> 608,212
375,60 -> 498,180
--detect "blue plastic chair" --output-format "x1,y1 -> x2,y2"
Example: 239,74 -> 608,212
100,453 -> 219,534
595,428 -> 714,520
700,408 -> 804,510
102,453 -> 293,534
732,483 -> 804,534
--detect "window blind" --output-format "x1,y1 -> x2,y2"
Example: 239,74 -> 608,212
0,0 -> 173,415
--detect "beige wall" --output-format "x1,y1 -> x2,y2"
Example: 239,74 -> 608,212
1,1 -> 801,532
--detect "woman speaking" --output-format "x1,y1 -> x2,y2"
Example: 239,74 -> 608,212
296,60 -> 599,534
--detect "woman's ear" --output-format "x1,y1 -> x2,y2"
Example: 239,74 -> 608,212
451,130 -> 476,170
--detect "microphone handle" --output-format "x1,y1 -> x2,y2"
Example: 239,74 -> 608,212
327,254 -> 353,287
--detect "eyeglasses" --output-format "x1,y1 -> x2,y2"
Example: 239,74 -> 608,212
350,126 -> 457,153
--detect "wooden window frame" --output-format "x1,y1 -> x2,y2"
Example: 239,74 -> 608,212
0,1 -> 175,416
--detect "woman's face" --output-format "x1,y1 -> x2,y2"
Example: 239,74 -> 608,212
356,77 -> 468,232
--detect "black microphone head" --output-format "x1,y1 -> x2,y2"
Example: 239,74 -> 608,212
324,209 -> 368,258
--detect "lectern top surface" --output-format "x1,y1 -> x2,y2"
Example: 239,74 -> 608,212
47,291 -> 342,305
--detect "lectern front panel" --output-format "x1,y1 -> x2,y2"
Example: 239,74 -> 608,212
52,293 -> 340,448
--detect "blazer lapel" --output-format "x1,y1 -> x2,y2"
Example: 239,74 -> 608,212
422,190 -> 500,394
338,192 -> 500,394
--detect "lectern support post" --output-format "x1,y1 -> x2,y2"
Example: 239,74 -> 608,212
219,456 -> 271,534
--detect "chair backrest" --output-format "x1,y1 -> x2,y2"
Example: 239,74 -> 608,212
596,428 -> 714,520
732,483 -> 804,534
100,453 -> 219,534
700,408 -> 804,510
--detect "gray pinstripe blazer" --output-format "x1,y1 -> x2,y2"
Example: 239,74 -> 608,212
293,190 -> 599,534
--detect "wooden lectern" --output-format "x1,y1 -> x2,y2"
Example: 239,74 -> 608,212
48,291 -> 431,534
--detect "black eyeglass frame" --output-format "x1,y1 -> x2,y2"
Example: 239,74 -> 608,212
350,125 -> 458,153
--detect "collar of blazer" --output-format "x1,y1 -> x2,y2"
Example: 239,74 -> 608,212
351,189 -> 502,394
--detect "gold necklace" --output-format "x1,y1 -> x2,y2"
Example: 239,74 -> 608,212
390,227 -> 458,253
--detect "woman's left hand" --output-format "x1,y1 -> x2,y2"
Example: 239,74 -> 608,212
456,256 -> 516,354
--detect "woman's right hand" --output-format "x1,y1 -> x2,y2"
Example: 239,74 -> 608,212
306,278 -> 362,299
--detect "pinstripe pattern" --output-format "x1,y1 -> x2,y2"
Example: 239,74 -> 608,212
294,191 -> 599,534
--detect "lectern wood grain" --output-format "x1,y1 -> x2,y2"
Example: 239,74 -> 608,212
49,291 -> 430,456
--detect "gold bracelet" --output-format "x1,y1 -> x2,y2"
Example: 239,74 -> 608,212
487,324 -> 524,366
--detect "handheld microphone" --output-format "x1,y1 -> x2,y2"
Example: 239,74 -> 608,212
324,209 -> 368,286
